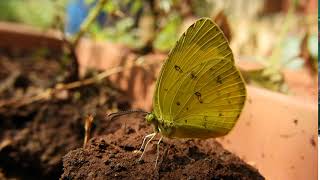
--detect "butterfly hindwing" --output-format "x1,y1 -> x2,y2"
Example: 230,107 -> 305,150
152,18 -> 246,138
171,59 -> 246,138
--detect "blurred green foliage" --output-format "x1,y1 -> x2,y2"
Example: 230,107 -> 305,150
153,13 -> 181,51
0,0 -> 316,94
0,0 -> 209,50
281,36 -> 304,70
91,17 -> 143,47
84,0 -> 144,47
307,34 -> 317,58
0,0 -> 67,28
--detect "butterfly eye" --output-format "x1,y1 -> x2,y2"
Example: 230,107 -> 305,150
145,113 -> 156,124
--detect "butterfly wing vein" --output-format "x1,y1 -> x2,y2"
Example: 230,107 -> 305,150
152,18 -> 246,138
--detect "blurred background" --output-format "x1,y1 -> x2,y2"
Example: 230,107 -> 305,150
0,0 -> 317,180
0,0 -> 317,94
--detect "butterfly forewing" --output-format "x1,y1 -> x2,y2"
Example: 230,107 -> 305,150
152,18 -> 246,137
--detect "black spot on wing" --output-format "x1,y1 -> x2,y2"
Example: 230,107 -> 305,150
190,72 -> 197,79
194,92 -> 203,103
217,75 -> 222,84
174,65 -> 183,73
195,92 -> 201,97
227,99 -> 231,104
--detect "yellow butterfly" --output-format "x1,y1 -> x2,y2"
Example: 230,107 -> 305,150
139,17 -> 246,165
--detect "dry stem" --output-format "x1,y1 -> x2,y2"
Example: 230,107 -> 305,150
83,114 -> 95,148
0,57 -> 154,109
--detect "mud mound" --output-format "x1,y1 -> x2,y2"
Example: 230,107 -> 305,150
61,112 -> 264,180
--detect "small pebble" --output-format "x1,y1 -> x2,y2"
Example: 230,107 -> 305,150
109,153 -> 115,158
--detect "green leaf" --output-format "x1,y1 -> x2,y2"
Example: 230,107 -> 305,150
84,0 -> 96,5
307,33 -> 317,58
153,14 -> 181,51
130,0 -> 142,14
103,0 -> 119,13
284,57 -> 304,70
281,36 -> 301,65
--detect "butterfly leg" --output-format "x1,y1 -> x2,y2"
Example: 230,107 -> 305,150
139,132 -> 157,161
138,132 -> 157,152
154,136 -> 163,169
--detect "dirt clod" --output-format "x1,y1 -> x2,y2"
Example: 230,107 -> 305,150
61,112 -> 265,180
0,49 -> 130,179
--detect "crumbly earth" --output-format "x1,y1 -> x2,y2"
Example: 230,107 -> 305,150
0,85 -> 129,179
61,112 -> 265,180
0,49 -> 130,179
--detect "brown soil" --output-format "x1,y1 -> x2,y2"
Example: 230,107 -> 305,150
0,90 -> 129,179
61,112 -> 264,180
0,49 -> 130,179
0,48 -> 64,117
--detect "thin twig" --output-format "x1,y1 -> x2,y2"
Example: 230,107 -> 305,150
0,71 -> 20,94
0,57 -> 156,108
83,114 -> 95,148
0,139 -> 12,151
56,66 -> 124,91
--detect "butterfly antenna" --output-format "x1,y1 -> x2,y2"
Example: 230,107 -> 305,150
154,136 -> 163,169
139,132 -> 157,161
107,109 -> 149,121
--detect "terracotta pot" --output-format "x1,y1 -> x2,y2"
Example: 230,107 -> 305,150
218,86 -> 317,180
0,22 -> 317,180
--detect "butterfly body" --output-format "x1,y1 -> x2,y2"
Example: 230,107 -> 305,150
146,18 -> 246,140
146,113 -> 228,138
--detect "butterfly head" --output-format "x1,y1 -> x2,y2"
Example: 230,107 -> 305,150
145,112 -> 162,133
145,112 -> 176,137
145,113 -> 156,124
